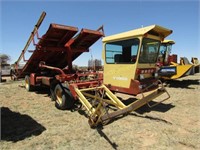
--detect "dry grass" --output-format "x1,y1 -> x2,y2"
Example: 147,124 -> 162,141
1,74 -> 200,150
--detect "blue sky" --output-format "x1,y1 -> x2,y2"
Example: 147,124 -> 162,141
0,0 -> 199,66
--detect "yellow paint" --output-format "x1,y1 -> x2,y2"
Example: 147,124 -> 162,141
103,63 -> 136,88
102,25 -> 173,88
161,40 -> 196,80
162,40 -> 175,45
103,25 -> 172,42
102,84 -> 126,108
71,25 -> 173,127
170,64 -> 193,79
74,87 -> 95,115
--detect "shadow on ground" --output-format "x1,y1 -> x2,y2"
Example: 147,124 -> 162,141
129,113 -> 173,125
135,101 -> 175,114
96,126 -> 119,150
165,79 -> 199,89
104,101 -> 174,126
1,107 -> 46,142
19,85 -> 51,98
120,96 -> 175,114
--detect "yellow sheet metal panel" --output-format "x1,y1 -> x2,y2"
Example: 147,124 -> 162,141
102,25 -> 172,43
170,64 -> 193,79
74,88 -> 95,114
103,64 -> 136,88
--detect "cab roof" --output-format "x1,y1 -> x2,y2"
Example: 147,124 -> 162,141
103,25 -> 173,42
162,39 -> 175,44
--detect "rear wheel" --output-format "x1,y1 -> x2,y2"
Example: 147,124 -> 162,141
10,70 -> 17,81
24,75 -> 34,91
50,87 -> 56,101
54,83 -> 74,110
50,80 -> 58,101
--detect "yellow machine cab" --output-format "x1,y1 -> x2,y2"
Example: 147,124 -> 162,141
102,25 -> 172,95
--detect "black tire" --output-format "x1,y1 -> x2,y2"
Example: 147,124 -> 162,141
54,83 -> 74,110
50,80 -> 58,101
10,70 -> 16,81
24,75 -> 34,91
50,87 -> 56,101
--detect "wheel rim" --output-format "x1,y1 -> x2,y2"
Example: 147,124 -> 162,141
25,78 -> 29,90
55,89 -> 62,105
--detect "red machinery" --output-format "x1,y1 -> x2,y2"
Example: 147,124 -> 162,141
11,12 -> 104,110
11,12 -> 171,127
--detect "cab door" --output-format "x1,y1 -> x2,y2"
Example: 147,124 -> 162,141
103,38 -> 139,88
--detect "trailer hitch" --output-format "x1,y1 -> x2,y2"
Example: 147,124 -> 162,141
39,61 -> 65,75
39,61 -> 75,82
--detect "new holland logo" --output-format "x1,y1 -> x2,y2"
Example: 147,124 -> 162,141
113,76 -> 128,81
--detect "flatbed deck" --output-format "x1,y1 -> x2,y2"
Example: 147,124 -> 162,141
17,23 -> 104,78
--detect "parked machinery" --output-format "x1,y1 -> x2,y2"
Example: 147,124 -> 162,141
12,12 -> 172,127
191,57 -> 200,73
157,40 -> 200,79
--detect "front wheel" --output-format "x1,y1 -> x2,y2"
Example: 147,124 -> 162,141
24,75 -> 34,91
54,83 -> 74,110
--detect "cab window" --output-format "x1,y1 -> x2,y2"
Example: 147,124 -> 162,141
139,38 -> 160,63
105,38 -> 139,64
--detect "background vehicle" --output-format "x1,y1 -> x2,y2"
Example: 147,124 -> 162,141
157,40 -> 200,79
0,54 -> 11,82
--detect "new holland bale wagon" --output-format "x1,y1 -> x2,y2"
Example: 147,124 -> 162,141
12,12 -> 172,127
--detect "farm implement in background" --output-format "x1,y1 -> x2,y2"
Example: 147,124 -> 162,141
12,11 -> 172,127
157,40 -> 200,80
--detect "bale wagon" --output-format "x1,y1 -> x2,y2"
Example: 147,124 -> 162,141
12,12 -> 172,127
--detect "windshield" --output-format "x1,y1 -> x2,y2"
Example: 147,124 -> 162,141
159,44 -> 172,63
160,44 -> 172,55
105,38 -> 140,64
139,38 -> 160,63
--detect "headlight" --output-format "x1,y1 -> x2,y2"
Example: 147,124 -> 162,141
154,72 -> 158,78
139,74 -> 145,80
139,85 -> 143,90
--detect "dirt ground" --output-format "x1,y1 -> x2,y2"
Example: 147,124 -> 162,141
1,74 -> 200,150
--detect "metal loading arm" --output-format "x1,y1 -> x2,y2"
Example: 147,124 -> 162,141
72,82 -> 170,127
16,11 -> 46,65
101,86 -> 170,122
